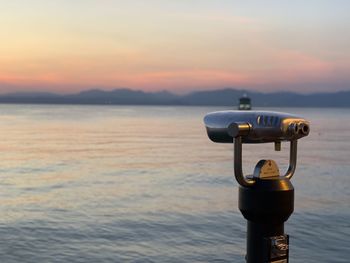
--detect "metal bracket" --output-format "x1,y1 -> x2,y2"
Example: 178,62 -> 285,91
233,137 -> 298,187
284,140 -> 298,180
234,136 -> 255,187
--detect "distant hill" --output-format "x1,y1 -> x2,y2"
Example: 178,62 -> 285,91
0,88 -> 349,107
182,89 -> 350,107
0,89 -> 180,105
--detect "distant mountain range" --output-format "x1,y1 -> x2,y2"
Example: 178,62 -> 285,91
0,88 -> 349,107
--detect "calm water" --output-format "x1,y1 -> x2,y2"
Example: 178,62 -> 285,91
0,105 -> 349,262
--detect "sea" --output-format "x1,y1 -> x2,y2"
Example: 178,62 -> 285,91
0,105 -> 349,263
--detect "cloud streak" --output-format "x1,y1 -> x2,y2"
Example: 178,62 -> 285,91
0,0 -> 348,94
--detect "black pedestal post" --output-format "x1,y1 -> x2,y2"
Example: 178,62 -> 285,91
239,178 -> 294,263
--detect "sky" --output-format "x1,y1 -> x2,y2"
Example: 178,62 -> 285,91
0,0 -> 349,94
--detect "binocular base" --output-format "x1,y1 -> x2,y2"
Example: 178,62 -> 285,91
239,178 -> 294,263
246,221 -> 289,263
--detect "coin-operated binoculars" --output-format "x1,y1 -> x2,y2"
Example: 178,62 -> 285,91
204,111 -> 310,263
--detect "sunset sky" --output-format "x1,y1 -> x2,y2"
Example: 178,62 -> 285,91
0,0 -> 349,94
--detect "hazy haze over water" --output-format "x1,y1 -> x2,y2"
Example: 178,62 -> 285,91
0,105 -> 349,262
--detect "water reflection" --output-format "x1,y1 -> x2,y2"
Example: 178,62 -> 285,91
0,105 -> 349,262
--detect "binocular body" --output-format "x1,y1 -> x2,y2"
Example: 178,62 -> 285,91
203,110 -> 310,262
204,110 -> 309,144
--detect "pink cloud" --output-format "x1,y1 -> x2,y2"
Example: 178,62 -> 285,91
244,49 -> 338,86
0,47 -> 348,94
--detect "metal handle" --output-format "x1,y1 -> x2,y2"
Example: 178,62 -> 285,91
234,136 -> 255,187
284,140 -> 298,179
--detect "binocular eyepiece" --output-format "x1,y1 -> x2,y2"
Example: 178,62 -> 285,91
204,110 -> 309,144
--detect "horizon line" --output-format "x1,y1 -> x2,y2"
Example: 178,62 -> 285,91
1,87 -> 349,97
